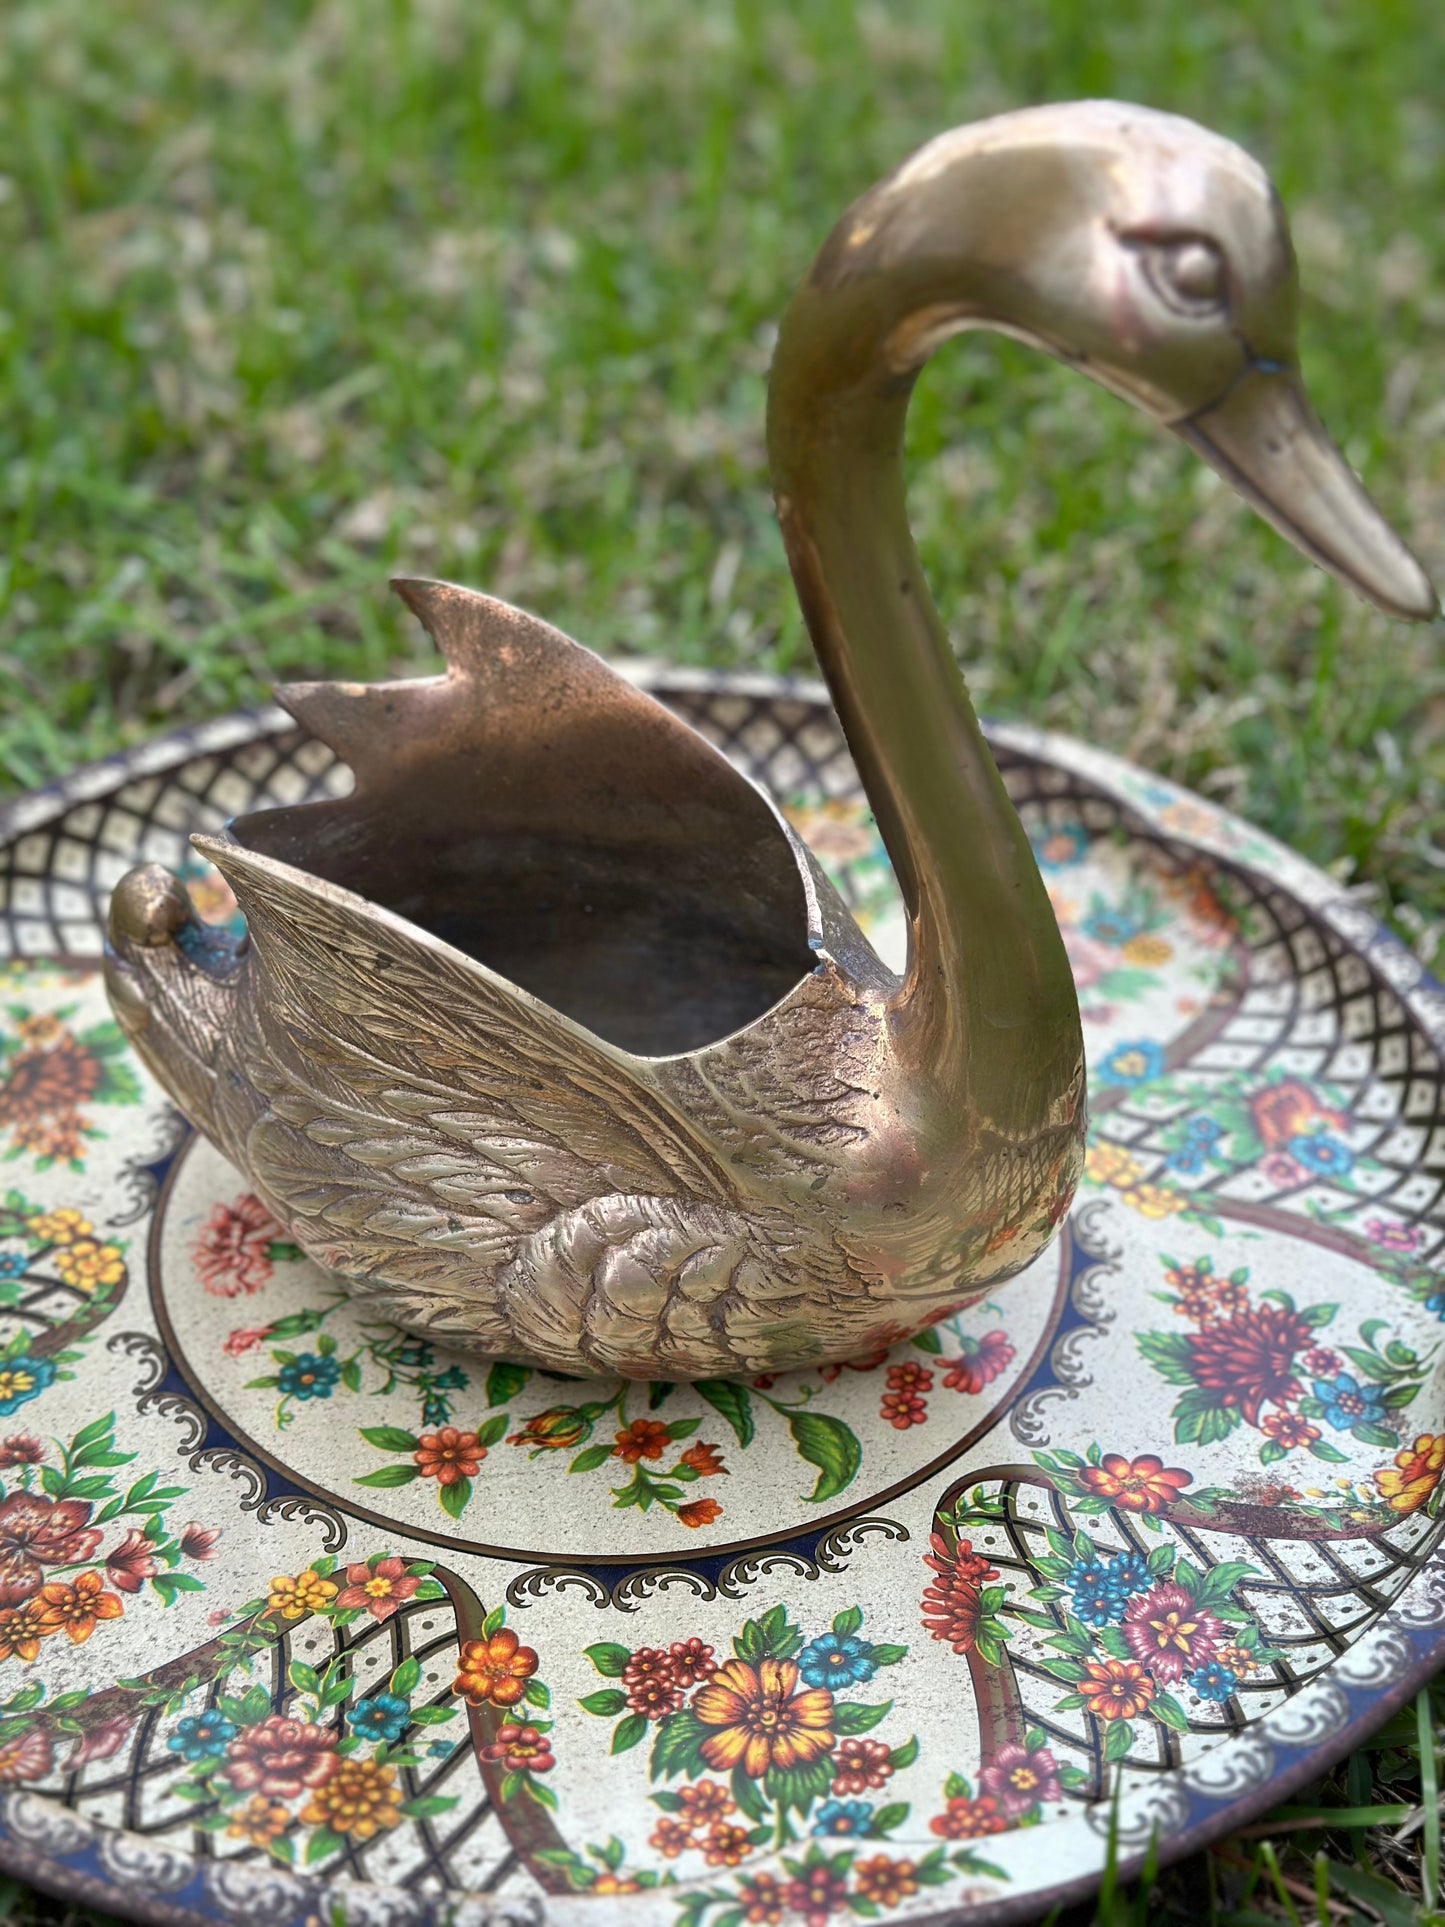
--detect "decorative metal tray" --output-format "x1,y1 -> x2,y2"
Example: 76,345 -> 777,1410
0,671 -> 1441,1927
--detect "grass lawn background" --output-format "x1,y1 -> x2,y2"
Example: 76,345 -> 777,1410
1,1 -> 1443,1921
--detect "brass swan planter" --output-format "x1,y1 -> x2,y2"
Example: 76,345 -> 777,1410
104,102 -> 1436,1379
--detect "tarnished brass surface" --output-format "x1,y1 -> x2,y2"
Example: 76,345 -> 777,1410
105,103 -> 1436,1378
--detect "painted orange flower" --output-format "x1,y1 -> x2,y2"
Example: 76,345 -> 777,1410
853,1856 -> 919,1907
612,1418 -> 672,1464
677,1498 -> 723,1529
226,1796 -> 291,1848
453,1627 -> 539,1707
930,1793 -> 1007,1838
737,1874 -> 788,1924
649,1815 -> 692,1858
676,1779 -> 733,1826
693,1657 -> 834,1778
299,1755 -> 403,1840
681,1441 -> 727,1477
1077,1657 -> 1155,1722
703,1822 -> 751,1867
34,1570 -> 123,1645
413,1428 -> 485,1485
0,1599 -> 49,1663
1078,1452 -> 1192,1515
1376,1434 -> 1445,1515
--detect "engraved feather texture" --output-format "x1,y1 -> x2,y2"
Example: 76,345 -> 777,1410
104,579 -> 1077,1376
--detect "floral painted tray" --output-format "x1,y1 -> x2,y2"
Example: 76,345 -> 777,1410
0,672 -> 1442,1927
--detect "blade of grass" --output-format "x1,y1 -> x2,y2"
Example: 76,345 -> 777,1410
1421,1684 -> 1441,1920
1258,1840 -> 1303,1927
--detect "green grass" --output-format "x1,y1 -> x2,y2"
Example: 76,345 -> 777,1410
0,2 -> 1443,1922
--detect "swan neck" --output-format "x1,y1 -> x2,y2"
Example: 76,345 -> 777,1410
768,266 -> 1081,1116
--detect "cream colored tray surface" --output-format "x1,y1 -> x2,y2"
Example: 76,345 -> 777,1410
0,672 -> 1442,1927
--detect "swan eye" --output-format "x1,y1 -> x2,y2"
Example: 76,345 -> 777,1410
1139,237 -> 1228,317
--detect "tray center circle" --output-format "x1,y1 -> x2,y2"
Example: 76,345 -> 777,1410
152,1134 -> 1068,1562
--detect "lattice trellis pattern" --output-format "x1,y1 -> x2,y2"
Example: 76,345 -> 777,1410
958,1476 -> 1441,1795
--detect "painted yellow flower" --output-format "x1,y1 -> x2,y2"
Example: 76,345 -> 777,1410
1122,1184 -> 1187,1219
27,1208 -> 91,1247
226,1796 -> 291,1847
299,1756 -> 402,1840
693,1657 -> 835,1778
53,1240 -> 125,1291
1122,935 -> 1172,967
1375,1434 -> 1445,1515
1083,1143 -> 1144,1190
265,1569 -> 338,1620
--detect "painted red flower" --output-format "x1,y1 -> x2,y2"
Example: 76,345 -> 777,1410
1121,1583 -> 1222,1683
334,1556 -> 420,1622
978,1741 -> 1062,1816
783,1860 -> 850,1926
1250,1078 -> 1341,1149
179,1523 -> 222,1560
886,1360 -> 933,1396
64,1716 -> 133,1770
680,1441 -> 727,1477
480,1723 -> 555,1772
105,1530 -> 159,1595
879,1391 -> 928,1429
0,1437 -> 42,1470
921,1533 -> 999,1654
194,1194 -> 279,1297
668,1637 -> 717,1688
678,1497 -> 723,1528
1260,1410 -> 1320,1450
0,1493 -> 103,1605
1077,1453 -> 1193,1516
930,1793 -> 1008,1838
832,1737 -> 894,1795
941,1331 -> 1015,1394
221,1716 -> 337,1797
611,1419 -> 672,1464
622,1647 -> 684,1721
222,1328 -> 270,1358
1184,1305 -> 1313,1427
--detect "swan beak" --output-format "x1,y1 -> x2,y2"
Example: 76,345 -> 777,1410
1174,365 -> 1439,622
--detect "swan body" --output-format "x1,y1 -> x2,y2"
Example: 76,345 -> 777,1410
105,103 -> 1435,1378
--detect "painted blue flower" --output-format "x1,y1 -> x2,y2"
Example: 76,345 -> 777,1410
1426,1290 -> 1445,1323
799,1632 -> 877,1689
1068,1562 -> 1118,1627
426,1739 -> 457,1759
0,1355 -> 56,1416
0,1252 -> 28,1281
276,1353 -> 340,1400
1288,1133 -> 1353,1179
1100,1550 -> 1152,1604
167,1711 -> 236,1761
1097,1041 -> 1165,1089
1031,823 -> 1088,871
813,1799 -> 874,1837
1084,909 -> 1141,946
1313,1372 -> 1388,1432
1166,1117 -> 1223,1175
1188,1663 -> 1237,1703
346,1693 -> 410,1744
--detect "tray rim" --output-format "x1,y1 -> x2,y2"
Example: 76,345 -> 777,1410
0,676 -> 1443,1927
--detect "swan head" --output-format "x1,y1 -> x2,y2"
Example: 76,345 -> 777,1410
812,101 -> 1437,621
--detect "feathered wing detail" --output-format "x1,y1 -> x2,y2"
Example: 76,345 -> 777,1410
194,834 -> 749,1345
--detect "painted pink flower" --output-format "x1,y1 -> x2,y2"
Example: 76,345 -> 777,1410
0,1726 -> 52,1784
194,1195 -> 279,1298
64,1717 -> 133,1770
1260,1152 -> 1308,1188
941,1331 -> 1015,1395
223,1328 -> 270,1358
977,1741 -> 1062,1817
105,1529 -> 159,1594
0,1493 -> 103,1605
1363,1217 -> 1423,1254
179,1523 -> 222,1560
1122,1583 -> 1222,1683
1063,930 -> 1116,991
334,1557 -> 420,1622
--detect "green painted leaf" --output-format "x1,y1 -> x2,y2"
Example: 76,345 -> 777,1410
569,1444 -> 613,1474
693,1379 -> 755,1449
359,1426 -> 420,1453
1308,1438 -> 1350,1464
486,1361 -> 530,1406
475,1414 -> 508,1448
438,1476 -> 472,1519
832,1605 -> 863,1640
611,1712 -> 648,1754
354,1465 -> 420,1488
832,1700 -> 891,1735
584,1642 -> 631,1678
579,1689 -> 628,1717
390,1655 -> 422,1697
910,1326 -> 943,1355
788,1410 -> 861,1503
